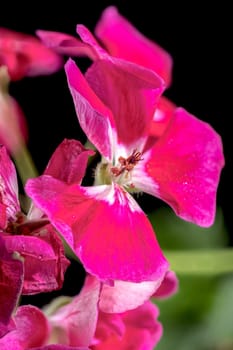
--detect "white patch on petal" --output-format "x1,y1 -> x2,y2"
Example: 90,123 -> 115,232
114,136 -> 147,165
100,276 -> 164,313
83,184 -> 141,212
108,127 -> 117,163
82,184 -> 113,201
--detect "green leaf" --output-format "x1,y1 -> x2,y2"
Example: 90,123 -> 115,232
200,275 -> 233,348
155,275 -> 233,350
164,249 -> 233,276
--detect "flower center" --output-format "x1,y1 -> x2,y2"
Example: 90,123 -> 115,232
111,149 -> 143,177
94,149 -> 143,190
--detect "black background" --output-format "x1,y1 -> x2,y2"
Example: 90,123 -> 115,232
1,1 -> 232,302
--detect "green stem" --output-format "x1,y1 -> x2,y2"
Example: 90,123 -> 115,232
13,144 -> 38,186
164,248 -> 233,276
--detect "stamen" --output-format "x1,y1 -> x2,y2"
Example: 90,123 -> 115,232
111,149 -> 143,177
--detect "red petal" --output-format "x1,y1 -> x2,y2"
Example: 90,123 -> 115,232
4,224 -> 70,294
0,236 -> 23,337
44,138 -> 94,185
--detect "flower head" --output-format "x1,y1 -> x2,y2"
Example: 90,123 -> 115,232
26,21 -> 224,285
35,7 -> 224,226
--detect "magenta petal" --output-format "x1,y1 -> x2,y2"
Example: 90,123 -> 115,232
85,57 -> 165,148
49,275 -> 100,347
94,301 -> 162,349
144,107 -> 225,226
36,29 -> 97,61
153,270 -> 179,299
99,278 -> 164,313
15,305 -> 50,347
25,176 -> 169,283
0,236 -> 23,338
4,224 -> 70,294
95,6 -> 173,87
65,59 -> 114,161
0,27 -> 62,80
0,305 -> 50,349
0,146 -> 20,228
93,312 -> 125,345
150,96 -> 176,139
76,25 -> 108,59
44,138 -> 94,185
143,96 -> 176,153
119,301 -> 163,349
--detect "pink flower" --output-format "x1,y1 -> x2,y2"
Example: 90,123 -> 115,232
0,27 -> 62,81
93,272 -> 178,350
26,21 -> 174,287
0,270 -> 177,349
41,274 -> 171,349
36,8 -> 224,214
65,26 -> 224,227
0,145 -> 70,294
26,27 -> 224,285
